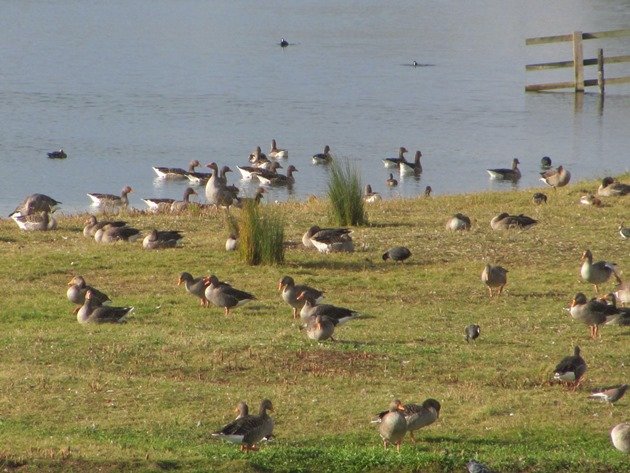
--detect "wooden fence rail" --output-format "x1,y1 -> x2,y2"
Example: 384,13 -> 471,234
525,29 -> 630,93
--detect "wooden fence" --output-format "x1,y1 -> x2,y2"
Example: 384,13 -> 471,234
525,29 -> 630,93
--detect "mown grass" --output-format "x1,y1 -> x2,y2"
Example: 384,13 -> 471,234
0,175 -> 628,472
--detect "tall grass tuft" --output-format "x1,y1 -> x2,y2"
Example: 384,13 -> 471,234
327,158 -> 367,226
237,202 -> 284,265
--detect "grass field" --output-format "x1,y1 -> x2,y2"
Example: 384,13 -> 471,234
0,175 -> 628,472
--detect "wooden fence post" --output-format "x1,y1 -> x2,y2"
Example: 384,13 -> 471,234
573,31 -> 584,92
597,48 -> 605,94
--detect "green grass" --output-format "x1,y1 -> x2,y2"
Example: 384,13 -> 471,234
327,159 -> 368,226
237,202 -> 285,265
0,175 -> 629,472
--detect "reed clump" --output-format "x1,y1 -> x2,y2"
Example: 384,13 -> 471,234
327,159 -> 367,226
237,202 -> 284,265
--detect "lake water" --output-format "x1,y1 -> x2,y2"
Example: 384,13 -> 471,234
1,1 -> 629,216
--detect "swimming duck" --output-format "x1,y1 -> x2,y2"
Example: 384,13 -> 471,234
87,185 -> 133,208
465,324 -> 480,343
611,423 -> 630,453
312,145 -> 332,164
212,399 -> 274,451
486,158 -> 521,181
382,147 -> 408,169
10,193 -> 61,217
257,165 -> 297,186
204,275 -> 256,316
382,246 -> 411,263
305,314 -> 336,341
47,149 -> 67,159
67,276 -> 111,312
364,184 -> 382,203
445,213 -> 471,231
376,399 -> 407,452
588,384 -> 628,404
481,264 -> 508,297
268,139 -> 288,159
598,177 -> 630,197
76,289 -> 133,324
278,276 -> 324,318
280,38 -> 289,47
553,346 -> 587,388
490,213 -> 537,230
540,165 -> 571,189
303,226 -> 354,253
248,146 -> 268,164
401,398 -> 440,442
143,229 -> 184,250
532,192 -> 547,205
94,225 -> 141,243
153,160 -> 200,180
386,173 -> 398,187
569,292 -> 617,339
178,272 -> 209,307
82,216 -> 127,237
399,150 -> 422,175
11,211 -> 57,231
580,249 -> 620,294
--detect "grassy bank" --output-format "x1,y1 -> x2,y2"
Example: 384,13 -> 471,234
0,175 -> 628,472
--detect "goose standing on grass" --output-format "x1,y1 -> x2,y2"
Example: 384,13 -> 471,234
364,184 -> 382,203
611,423 -> 630,453
87,185 -> 133,209
375,399 -> 407,452
588,384 -> 628,404
143,230 -> 184,250
83,216 -> 127,237
268,139 -> 288,159
580,249 -> 621,294
569,292 -> 617,339
11,211 -> 57,231
532,192 -> 547,205
67,276 -> 111,312
401,398 -> 441,443
598,177 -> 630,197
399,150 -> 422,176
601,293 -> 630,326
204,163 -> 236,208
490,212 -> 537,230
278,276 -> 324,318
170,187 -> 198,213
386,173 -> 398,187
382,147 -> 408,168
445,213 -> 471,231
10,194 -> 61,217
614,281 -> 630,307
178,272 -> 209,307
153,160 -> 200,180
94,225 -> 141,243
481,264 -> 508,297
76,290 -> 133,324
553,346 -> 587,389
382,246 -> 411,263
540,165 -> 571,189
297,292 -> 361,325
47,149 -> 67,159
212,399 -> 274,452
312,145 -> 332,164
204,275 -> 256,316
486,158 -> 521,181
305,314 -> 336,341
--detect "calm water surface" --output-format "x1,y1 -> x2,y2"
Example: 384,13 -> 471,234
1,1 -> 629,216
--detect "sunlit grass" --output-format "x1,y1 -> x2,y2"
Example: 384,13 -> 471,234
327,159 -> 367,226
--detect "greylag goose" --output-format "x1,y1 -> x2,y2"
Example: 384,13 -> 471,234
94,225 -> 141,243
226,234 -> 238,251
297,292 -> 361,325
248,146 -> 268,164
588,384 -> 628,404
486,158 -> 521,181
386,173 -> 398,187
401,398 -> 440,442
540,165 -> 570,189
303,226 -> 354,253
204,275 -> 256,315
532,192 -> 547,205
76,290 -> 133,324
601,293 -> 630,326
614,281 -> 630,306
143,187 -> 197,213
83,216 -> 127,237
256,165 -> 297,186
569,292 -> 617,339
204,163 -> 236,207
399,150 -> 422,175
364,184 -> 382,203
382,147 -> 408,169
278,276 -> 324,318
152,160 -> 200,179
268,139 -> 288,159
580,249 -> 620,294
553,346 -> 587,388
143,230 -> 184,249
10,193 -> 61,217
67,276 -> 111,312
490,213 -> 537,230
178,272 -> 209,307
598,177 -> 630,197
611,423 -> 630,453
382,246 -> 411,263
580,193 -> 602,207
169,187 -> 198,213
445,213 -> 471,231
47,149 -> 67,159
11,211 -> 57,231
238,161 -> 281,181
305,314 -> 336,341
212,399 -> 274,451
312,145 -> 332,164
376,399 -> 407,452
481,264 -> 508,297
465,324 -> 480,343
87,185 -> 133,208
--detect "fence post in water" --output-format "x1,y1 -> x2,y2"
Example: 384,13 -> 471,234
597,48 -> 604,95
572,31 -> 584,92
